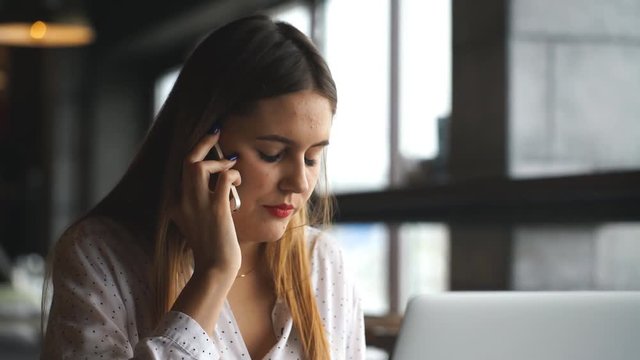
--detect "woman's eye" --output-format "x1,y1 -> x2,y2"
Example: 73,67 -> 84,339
258,151 -> 283,163
258,150 -> 319,166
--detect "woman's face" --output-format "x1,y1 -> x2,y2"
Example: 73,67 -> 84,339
218,90 -> 333,244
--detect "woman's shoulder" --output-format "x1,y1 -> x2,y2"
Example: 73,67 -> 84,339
304,226 -> 351,283
304,226 -> 363,338
56,216 -> 129,250
54,215 -> 150,271
305,226 -> 344,261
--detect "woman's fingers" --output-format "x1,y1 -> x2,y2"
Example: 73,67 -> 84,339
170,131 -> 243,273
212,169 -> 241,210
186,132 -> 219,164
183,158 -> 237,190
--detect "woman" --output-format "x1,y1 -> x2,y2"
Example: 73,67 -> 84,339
42,15 -> 365,359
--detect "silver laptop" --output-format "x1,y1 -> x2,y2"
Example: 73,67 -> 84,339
393,292 -> 640,360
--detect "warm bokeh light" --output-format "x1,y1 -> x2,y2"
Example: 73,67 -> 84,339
30,21 -> 47,39
0,21 -> 94,47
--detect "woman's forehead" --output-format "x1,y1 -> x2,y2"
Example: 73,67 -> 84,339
227,91 -> 333,142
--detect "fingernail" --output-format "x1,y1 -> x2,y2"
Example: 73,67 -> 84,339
208,122 -> 222,135
225,153 -> 239,161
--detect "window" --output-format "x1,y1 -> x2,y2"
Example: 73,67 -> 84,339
399,0 -> 451,160
509,0 -> 640,178
328,223 -> 389,315
398,223 -> 449,312
324,0 -> 390,193
324,0 -> 451,315
508,0 -> 640,292
329,222 -> 450,315
513,223 -> 640,290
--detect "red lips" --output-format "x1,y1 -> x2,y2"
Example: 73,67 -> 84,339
264,204 -> 295,218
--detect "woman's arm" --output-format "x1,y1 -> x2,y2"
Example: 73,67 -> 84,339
168,129 -> 241,335
43,130 -> 241,360
42,223 -> 222,360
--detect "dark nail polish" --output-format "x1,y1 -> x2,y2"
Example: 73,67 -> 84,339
225,153 -> 239,161
208,122 -> 222,134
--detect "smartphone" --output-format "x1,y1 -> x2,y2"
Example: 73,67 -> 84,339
206,143 -> 241,211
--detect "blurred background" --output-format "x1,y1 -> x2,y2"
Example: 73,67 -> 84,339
1,0 -> 639,358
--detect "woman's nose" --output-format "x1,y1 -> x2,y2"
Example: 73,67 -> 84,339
279,159 -> 309,194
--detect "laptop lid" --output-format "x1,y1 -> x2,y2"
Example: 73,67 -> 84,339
393,292 -> 640,360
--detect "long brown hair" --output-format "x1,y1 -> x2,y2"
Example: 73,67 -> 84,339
85,15 -> 336,359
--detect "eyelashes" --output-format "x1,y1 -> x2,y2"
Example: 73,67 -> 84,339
258,151 -> 318,166
258,151 -> 282,163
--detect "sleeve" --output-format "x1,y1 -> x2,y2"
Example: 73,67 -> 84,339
134,312 -> 220,360
42,223 -> 221,360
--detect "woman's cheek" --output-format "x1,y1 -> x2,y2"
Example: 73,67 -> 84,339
240,163 -> 274,191
305,168 -> 321,195
251,163 -> 274,180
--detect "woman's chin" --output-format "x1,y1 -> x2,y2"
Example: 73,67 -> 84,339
265,224 -> 289,242
238,223 -> 290,244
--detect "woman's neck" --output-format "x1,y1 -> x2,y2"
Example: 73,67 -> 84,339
237,242 -> 266,278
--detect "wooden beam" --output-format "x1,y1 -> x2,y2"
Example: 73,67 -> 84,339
334,171 -> 640,223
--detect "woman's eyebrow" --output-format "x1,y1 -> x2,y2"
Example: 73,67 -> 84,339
255,134 -> 329,147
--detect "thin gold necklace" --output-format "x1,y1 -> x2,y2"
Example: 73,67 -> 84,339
236,265 -> 258,279
237,247 -> 265,279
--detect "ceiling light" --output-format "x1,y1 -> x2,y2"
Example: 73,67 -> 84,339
0,21 -> 94,47
0,2 -> 95,48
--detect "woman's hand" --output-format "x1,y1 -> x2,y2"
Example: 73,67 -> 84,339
170,131 -> 242,277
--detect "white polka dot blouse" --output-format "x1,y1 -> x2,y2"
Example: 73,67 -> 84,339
42,216 -> 366,359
